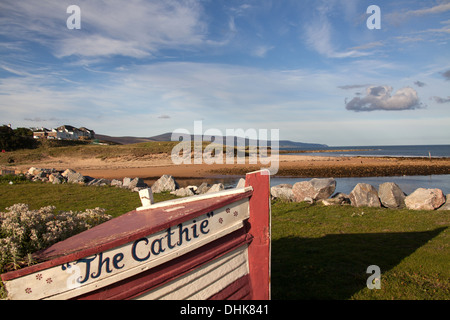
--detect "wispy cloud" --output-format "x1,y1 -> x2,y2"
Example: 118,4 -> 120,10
251,45 -> 274,58
403,3 -> 450,16
442,69 -> 450,80
432,96 -> 450,104
386,2 -> 450,25
0,60 -> 348,135
24,117 -> 65,122
0,0 -> 208,60
302,2 -> 369,59
414,81 -> 426,87
338,84 -> 371,90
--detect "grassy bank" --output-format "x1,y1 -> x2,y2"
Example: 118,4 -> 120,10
0,140 -> 254,167
0,140 -> 180,166
0,182 -> 448,299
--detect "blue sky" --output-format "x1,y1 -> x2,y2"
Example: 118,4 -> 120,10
0,0 -> 449,146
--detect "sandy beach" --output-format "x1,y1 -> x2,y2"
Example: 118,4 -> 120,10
12,153 -> 450,183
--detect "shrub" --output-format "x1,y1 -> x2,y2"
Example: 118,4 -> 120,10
0,174 -> 28,184
0,203 -> 111,273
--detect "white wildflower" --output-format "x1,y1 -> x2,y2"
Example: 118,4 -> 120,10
1,204 -> 111,273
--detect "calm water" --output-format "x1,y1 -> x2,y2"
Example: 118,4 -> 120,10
282,144 -> 450,158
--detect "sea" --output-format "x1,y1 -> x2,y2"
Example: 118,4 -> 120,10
277,144 -> 450,194
281,144 -> 450,158
174,145 -> 450,194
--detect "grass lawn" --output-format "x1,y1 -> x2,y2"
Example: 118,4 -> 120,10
0,181 -> 177,218
271,200 -> 449,300
0,181 -> 449,300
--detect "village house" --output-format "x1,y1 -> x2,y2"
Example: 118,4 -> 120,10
32,125 -> 95,141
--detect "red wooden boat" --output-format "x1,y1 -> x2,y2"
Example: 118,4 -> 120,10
1,170 -> 271,300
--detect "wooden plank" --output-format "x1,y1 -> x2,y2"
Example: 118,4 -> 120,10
208,274 -> 251,300
245,169 -> 271,300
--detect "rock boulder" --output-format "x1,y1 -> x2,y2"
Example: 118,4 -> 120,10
349,183 -> 381,207
405,188 -> 445,210
271,184 -> 295,202
196,182 -> 211,194
378,182 -> 406,208
206,183 -> 225,194
128,177 -> 147,190
236,178 -> 246,189
171,187 -> 195,197
61,169 -> 76,178
438,194 -> 450,211
321,193 -> 350,206
151,175 -> 179,193
292,178 -> 336,202
66,172 -> 86,184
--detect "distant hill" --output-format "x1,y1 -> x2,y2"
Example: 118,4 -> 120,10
94,134 -> 158,145
96,132 -> 328,149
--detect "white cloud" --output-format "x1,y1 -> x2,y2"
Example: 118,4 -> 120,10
302,3 -> 369,59
0,61 -> 346,135
0,0 -> 207,59
251,45 -> 274,58
386,2 -> 450,26
345,86 -> 424,112
404,3 -> 450,16
56,35 -> 151,59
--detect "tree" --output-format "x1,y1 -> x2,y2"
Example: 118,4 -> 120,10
0,125 -> 38,151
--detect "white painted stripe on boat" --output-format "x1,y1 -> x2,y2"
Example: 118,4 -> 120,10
136,186 -> 253,211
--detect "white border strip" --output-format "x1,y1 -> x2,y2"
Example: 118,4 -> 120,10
136,186 -> 253,211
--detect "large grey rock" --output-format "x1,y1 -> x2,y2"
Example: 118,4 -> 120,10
292,178 -> 336,202
61,168 -> 76,177
151,175 -> 179,193
111,179 -> 123,187
49,173 -> 64,184
171,187 -> 195,197
235,178 -> 246,189
271,184 -> 295,202
405,188 -> 445,210
438,194 -> 450,211
196,182 -> 211,194
321,193 -> 350,206
378,182 -> 406,208
122,177 -> 132,188
28,167 -> 40,175
206,183 -> 225,194
349,183 -> 381,207
66,172 -> 86,184
88,178 -> 112,187
128,177 -> 147,190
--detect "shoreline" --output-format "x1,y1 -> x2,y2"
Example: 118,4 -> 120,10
6,154 -> 450,181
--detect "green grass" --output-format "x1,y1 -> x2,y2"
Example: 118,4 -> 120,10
0,181 -> 177,218
271,200 -> 449,300
0,182 -> 448,299
0,141 -> 181,166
